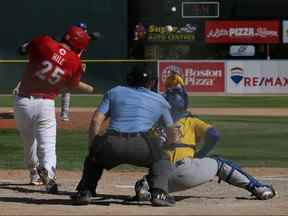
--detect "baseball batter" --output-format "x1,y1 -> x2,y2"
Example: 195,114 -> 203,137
134,88 -> 276,201
14,25 -> 95,193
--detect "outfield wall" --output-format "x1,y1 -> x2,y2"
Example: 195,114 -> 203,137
158,60 -> 288,94
1,60 -> 288,95
0,61 -> 152,94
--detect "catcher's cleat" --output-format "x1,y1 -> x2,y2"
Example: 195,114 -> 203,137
70,190 -> 92,205
134,176 -> 151,201
251,185 -> 277,200
151,188 -> 175,207
29,169 -> 44,186
37,166 -> 58,194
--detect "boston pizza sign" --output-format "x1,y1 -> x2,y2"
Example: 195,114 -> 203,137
205,20 -> 280,44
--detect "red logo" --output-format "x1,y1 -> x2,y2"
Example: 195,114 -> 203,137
158,61 -> 225,92
205,20 -> 280,44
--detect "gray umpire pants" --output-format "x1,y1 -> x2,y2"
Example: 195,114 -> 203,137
76,131 -> 171,193
168,157 -> 218,193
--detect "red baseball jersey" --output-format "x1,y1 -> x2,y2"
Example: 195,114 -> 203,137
19,35 -> 83,99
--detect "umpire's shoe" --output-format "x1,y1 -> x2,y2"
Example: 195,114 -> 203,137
70,190 -> 92,205
37,166 -> 58,194
151,188 -> 175,207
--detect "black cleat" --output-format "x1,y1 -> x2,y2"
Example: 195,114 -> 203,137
70,190 -> 92,205
37,166 -> 58,194
46,179 -> 58,194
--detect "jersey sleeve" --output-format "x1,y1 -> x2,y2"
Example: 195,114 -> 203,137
161,108 -> 174,127
160,98 -> 173,127
26,35 -> 50,58
66,63 -> 82,89
97,91 -> 111,115
193,118 -> 211,143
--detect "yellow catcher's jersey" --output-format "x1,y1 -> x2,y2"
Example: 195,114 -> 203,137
167,116 -> 211,163
165,74 -> 185,89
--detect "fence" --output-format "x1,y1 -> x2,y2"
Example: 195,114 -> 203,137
0,59 -> 157,94
1,59 -> 288,94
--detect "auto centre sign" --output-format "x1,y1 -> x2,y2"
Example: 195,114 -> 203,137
147,24 -> 198,42
205,20 -> 280,44
158,61 -> 225,92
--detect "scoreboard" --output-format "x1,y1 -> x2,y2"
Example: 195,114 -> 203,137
182,1 -> 220,18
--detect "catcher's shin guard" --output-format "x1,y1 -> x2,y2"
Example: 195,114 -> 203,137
213,156 -> 276,200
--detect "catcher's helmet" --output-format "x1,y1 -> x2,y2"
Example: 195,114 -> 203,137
164,88 -> 188,113
126,64 -> 157,87
64,26 -> 90,53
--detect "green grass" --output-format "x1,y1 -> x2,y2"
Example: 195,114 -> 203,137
201,116 -> 288,167
1,95 -> 288,108
1,116 -> 287,170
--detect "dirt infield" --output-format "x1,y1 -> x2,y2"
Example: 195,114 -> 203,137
0,107 -> 288,215
1,107 -> 288,129
0,169 -> 287,215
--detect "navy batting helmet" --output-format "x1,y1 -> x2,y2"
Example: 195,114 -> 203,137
126,64 -> 157,87
164,87 -> 188,113
76,22 -> 88,32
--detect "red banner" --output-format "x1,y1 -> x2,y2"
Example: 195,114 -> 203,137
158,61 -> 225,92
205,20 -> 280,44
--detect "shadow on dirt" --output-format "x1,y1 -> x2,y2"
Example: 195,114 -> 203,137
0,182 -> 72,196
0,182 -> 248,206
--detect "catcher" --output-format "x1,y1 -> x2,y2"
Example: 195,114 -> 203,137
134,88 -> 277,201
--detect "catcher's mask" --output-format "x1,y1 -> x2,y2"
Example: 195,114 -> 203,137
126,64 -> 157,88
63,26 -> 90,54
163,88 -> 188,113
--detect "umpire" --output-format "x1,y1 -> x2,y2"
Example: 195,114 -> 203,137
72,64 -> 177,206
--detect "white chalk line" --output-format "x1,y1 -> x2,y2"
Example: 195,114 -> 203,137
260,175 -> 288,181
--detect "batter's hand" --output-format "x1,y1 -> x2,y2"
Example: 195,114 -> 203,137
12,81 -> 21,95
12,87 -> 19,95
81,63 -> 87,73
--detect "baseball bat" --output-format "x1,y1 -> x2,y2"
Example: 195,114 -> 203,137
89,32 -> 101,40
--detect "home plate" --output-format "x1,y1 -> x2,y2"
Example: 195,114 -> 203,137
115,185 -> 134,189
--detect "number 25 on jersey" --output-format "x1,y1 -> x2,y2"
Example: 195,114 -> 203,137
35,60 -> 64,85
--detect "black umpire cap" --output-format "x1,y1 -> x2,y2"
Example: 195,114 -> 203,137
126,64 -> 157,87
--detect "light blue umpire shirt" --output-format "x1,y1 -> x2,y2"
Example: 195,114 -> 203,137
97,86 -> 173,133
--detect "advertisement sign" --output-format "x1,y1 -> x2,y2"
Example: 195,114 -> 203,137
205,20 -> 280,44
227,61 -> 288,94
158,61 -> 225,92
229,45 -> 255,56
147,24 -> 198,42
282,20 -> 288,43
